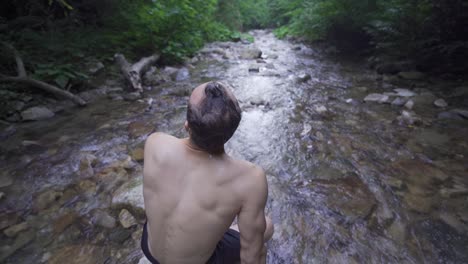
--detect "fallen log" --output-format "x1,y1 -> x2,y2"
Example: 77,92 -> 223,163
114,53 -> 160,92
0,42 -> 87,106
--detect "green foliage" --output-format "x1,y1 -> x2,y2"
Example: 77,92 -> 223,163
32,63 -> 88,89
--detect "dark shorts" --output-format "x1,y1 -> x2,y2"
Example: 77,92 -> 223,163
141,222 -> 241,264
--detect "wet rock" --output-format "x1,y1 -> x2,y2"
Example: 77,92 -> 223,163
48,245 -> 107,264
397,110 -> 422,126
119,209 -> 137,228
412,92 -> 436,107
386,220 -> 406,243
0,213 -> 20,230
391,97 -> 407,106
168,86 -> 191,96
398,71 -> 425,80
199,47 -> 226,56
314,105 -> 328,114
77,179 -> 97,195
0,230 -> 35,262
130,147 -> 144,162
92,210 -> 116,229
240,48 -> 262,59
364,93 -> 389,103
3,222 -> 29,237
79,153 -> 97,178
53,212 -> 78,234
34,190 -> 63,211
175,67 -> 190,82
109,228 -> 132,243
438,213 -> 466,234
108,93 -> 123,101
404,100 -> 414,110
309,176 -> 377,221
404,193 -> 432,213
21,106 -> 54,121
450,109 -> 468,119
11,100 -> 25,111
296,73 -> 311,83
437,111 -> 463,120
256,59 -> 266,63
0,171 -> 13,188
249,99 -> 268,106
112,177 -> 144,213
127,121 -> 153,138
123,92 -> 142,101
88,61 -> 105,75
96,166 -> 129,192
292,46 -> 302,51
386,178 -> 404,189
248,64 -> 260,72
143,67 -> 171,86
440,185 -> 468,198
394,88 -> 416,97
434,99 -> 448,108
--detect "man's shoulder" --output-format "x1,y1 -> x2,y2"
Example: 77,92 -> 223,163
233,159 -> 266,185
145,132 -> 182,157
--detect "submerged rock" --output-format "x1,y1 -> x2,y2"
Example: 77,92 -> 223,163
48,245 -> 108,264
0,230 -> 35,262
240,48 -> 262,59
21,106 -> 54,121
92,210 -> 116,229
3,222 -> 29,237
398,71 -> 425,80
364,93 -> 389,103
296,73 -> 311,83
34,190 -> 63,211
175,67 -> 190,82
130,147 -> 144,162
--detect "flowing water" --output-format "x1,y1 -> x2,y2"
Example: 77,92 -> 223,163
1,30 -> 468,263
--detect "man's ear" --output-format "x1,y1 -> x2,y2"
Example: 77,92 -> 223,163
184,121 -> 189,132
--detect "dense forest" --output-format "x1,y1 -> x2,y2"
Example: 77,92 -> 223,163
0,0 -> 467,118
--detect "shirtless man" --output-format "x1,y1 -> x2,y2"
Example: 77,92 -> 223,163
142,81 -> 274,264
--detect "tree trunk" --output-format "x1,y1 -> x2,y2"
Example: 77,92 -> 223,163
115,53 -> 160,92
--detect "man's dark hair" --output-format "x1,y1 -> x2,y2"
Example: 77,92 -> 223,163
187,82 -> 242,154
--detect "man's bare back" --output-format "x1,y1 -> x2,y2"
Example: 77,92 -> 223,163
143,132 -> 272,263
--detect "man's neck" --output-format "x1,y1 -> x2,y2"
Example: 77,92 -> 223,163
185,138 -> 225,156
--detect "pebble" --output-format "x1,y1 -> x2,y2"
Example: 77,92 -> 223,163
433,98 -> 448,108
404,100 -> 414,110
3,222 -> 29,237
119,209 -> 137,228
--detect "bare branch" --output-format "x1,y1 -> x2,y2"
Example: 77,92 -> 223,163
1,76 -> 87,106
115,53 -> 160,92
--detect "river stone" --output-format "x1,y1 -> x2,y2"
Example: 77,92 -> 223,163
404,100 -> 414,110
0,171 -> 13,188
0,230 -> 35,262
404,193 -> 432,213
109,228 -> 132,243
296,73 -> 311,83
240,48 -> 262,59
391,97 -> 407,106
123,92 -> 142,101
3,222 -> 29,237
34,190 -> 63,211
78,179 -> 97,195
434,99 -> 448,108
438,213 -> 466,234
112,177 -> 144,213
451,109 -> 468,119
175,67 -> 190,82
128,121 -> 153,138
248,64 -> 260,72
119,209 -> 137,228
398,71 -> 425,80
364,93 -> 389,103
437,111 -> 464,120
92,210 -> 116,229
394,88 -> 416,97
314,105 -> 328,114
21,106 -> 54,121
53,212 -> 78,234
412,92 -> 436,106
79,154 -> 97,178
48,245 -> 108,264
131,147 -> 144,162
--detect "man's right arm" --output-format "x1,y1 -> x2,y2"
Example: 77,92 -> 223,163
238,166 -> 268,264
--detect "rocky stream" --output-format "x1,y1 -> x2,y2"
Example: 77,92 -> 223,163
1,30 -> 468,264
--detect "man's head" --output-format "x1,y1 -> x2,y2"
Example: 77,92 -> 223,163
186,81 -> 242,154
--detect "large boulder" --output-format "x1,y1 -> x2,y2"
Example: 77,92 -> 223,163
21,106 -> 54,121
112,177 -> 144,213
